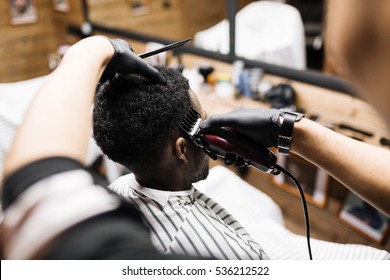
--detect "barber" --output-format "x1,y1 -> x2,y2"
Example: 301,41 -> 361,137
201,0 -> 390,217
0,36 -> 173,259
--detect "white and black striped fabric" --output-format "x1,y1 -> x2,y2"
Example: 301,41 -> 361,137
109,174 -> 269,260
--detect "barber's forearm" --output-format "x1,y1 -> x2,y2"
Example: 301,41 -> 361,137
292,118 -> 390,216
4,36 -> 114,178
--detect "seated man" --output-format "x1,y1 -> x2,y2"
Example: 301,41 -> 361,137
93,66 -> 268,260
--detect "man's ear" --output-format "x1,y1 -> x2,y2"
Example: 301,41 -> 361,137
175,137 -> 188,163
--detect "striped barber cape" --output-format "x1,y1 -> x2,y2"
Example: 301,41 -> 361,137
109,173 -> 269,260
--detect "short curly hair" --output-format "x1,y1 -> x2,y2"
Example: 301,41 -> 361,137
93,66 -> 191,174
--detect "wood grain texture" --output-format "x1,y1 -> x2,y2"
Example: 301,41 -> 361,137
0,0 -> 227,82
88,0 -> 226,40
0,0 -> 68,82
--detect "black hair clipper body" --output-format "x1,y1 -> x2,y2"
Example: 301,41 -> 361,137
180,108 -> 279,175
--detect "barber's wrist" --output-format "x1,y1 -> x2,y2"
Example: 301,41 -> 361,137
290,117 -> 310,154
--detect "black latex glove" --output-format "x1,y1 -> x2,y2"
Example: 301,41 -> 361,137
200,108 -> 282,148
100,39 -> 166,85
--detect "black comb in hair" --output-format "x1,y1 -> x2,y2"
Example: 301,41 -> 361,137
180,107 -> 204,148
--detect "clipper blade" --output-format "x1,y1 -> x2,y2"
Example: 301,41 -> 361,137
180,107 -> 203,147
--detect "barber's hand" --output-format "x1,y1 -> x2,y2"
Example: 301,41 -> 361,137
200,108 -> 282,148
100,39 -> 166,85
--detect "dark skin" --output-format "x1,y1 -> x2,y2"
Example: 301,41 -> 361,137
135,90 -> 209,191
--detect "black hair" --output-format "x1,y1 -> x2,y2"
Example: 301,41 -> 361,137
93,66 -> 191,174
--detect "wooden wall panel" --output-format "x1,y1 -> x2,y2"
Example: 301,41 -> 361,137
0,0 -> 228,83
0,0 -> 65,83
88,0 -> 186,40
88,0 -> 227,40
182,0 -> 226,40
53,0 -> 84,26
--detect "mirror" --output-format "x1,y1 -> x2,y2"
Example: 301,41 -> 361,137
85,0 -> 353,95
87,0 -> 326,71
193,0 -> 324,71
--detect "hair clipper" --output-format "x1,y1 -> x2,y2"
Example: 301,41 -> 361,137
180,108 -> 279,175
